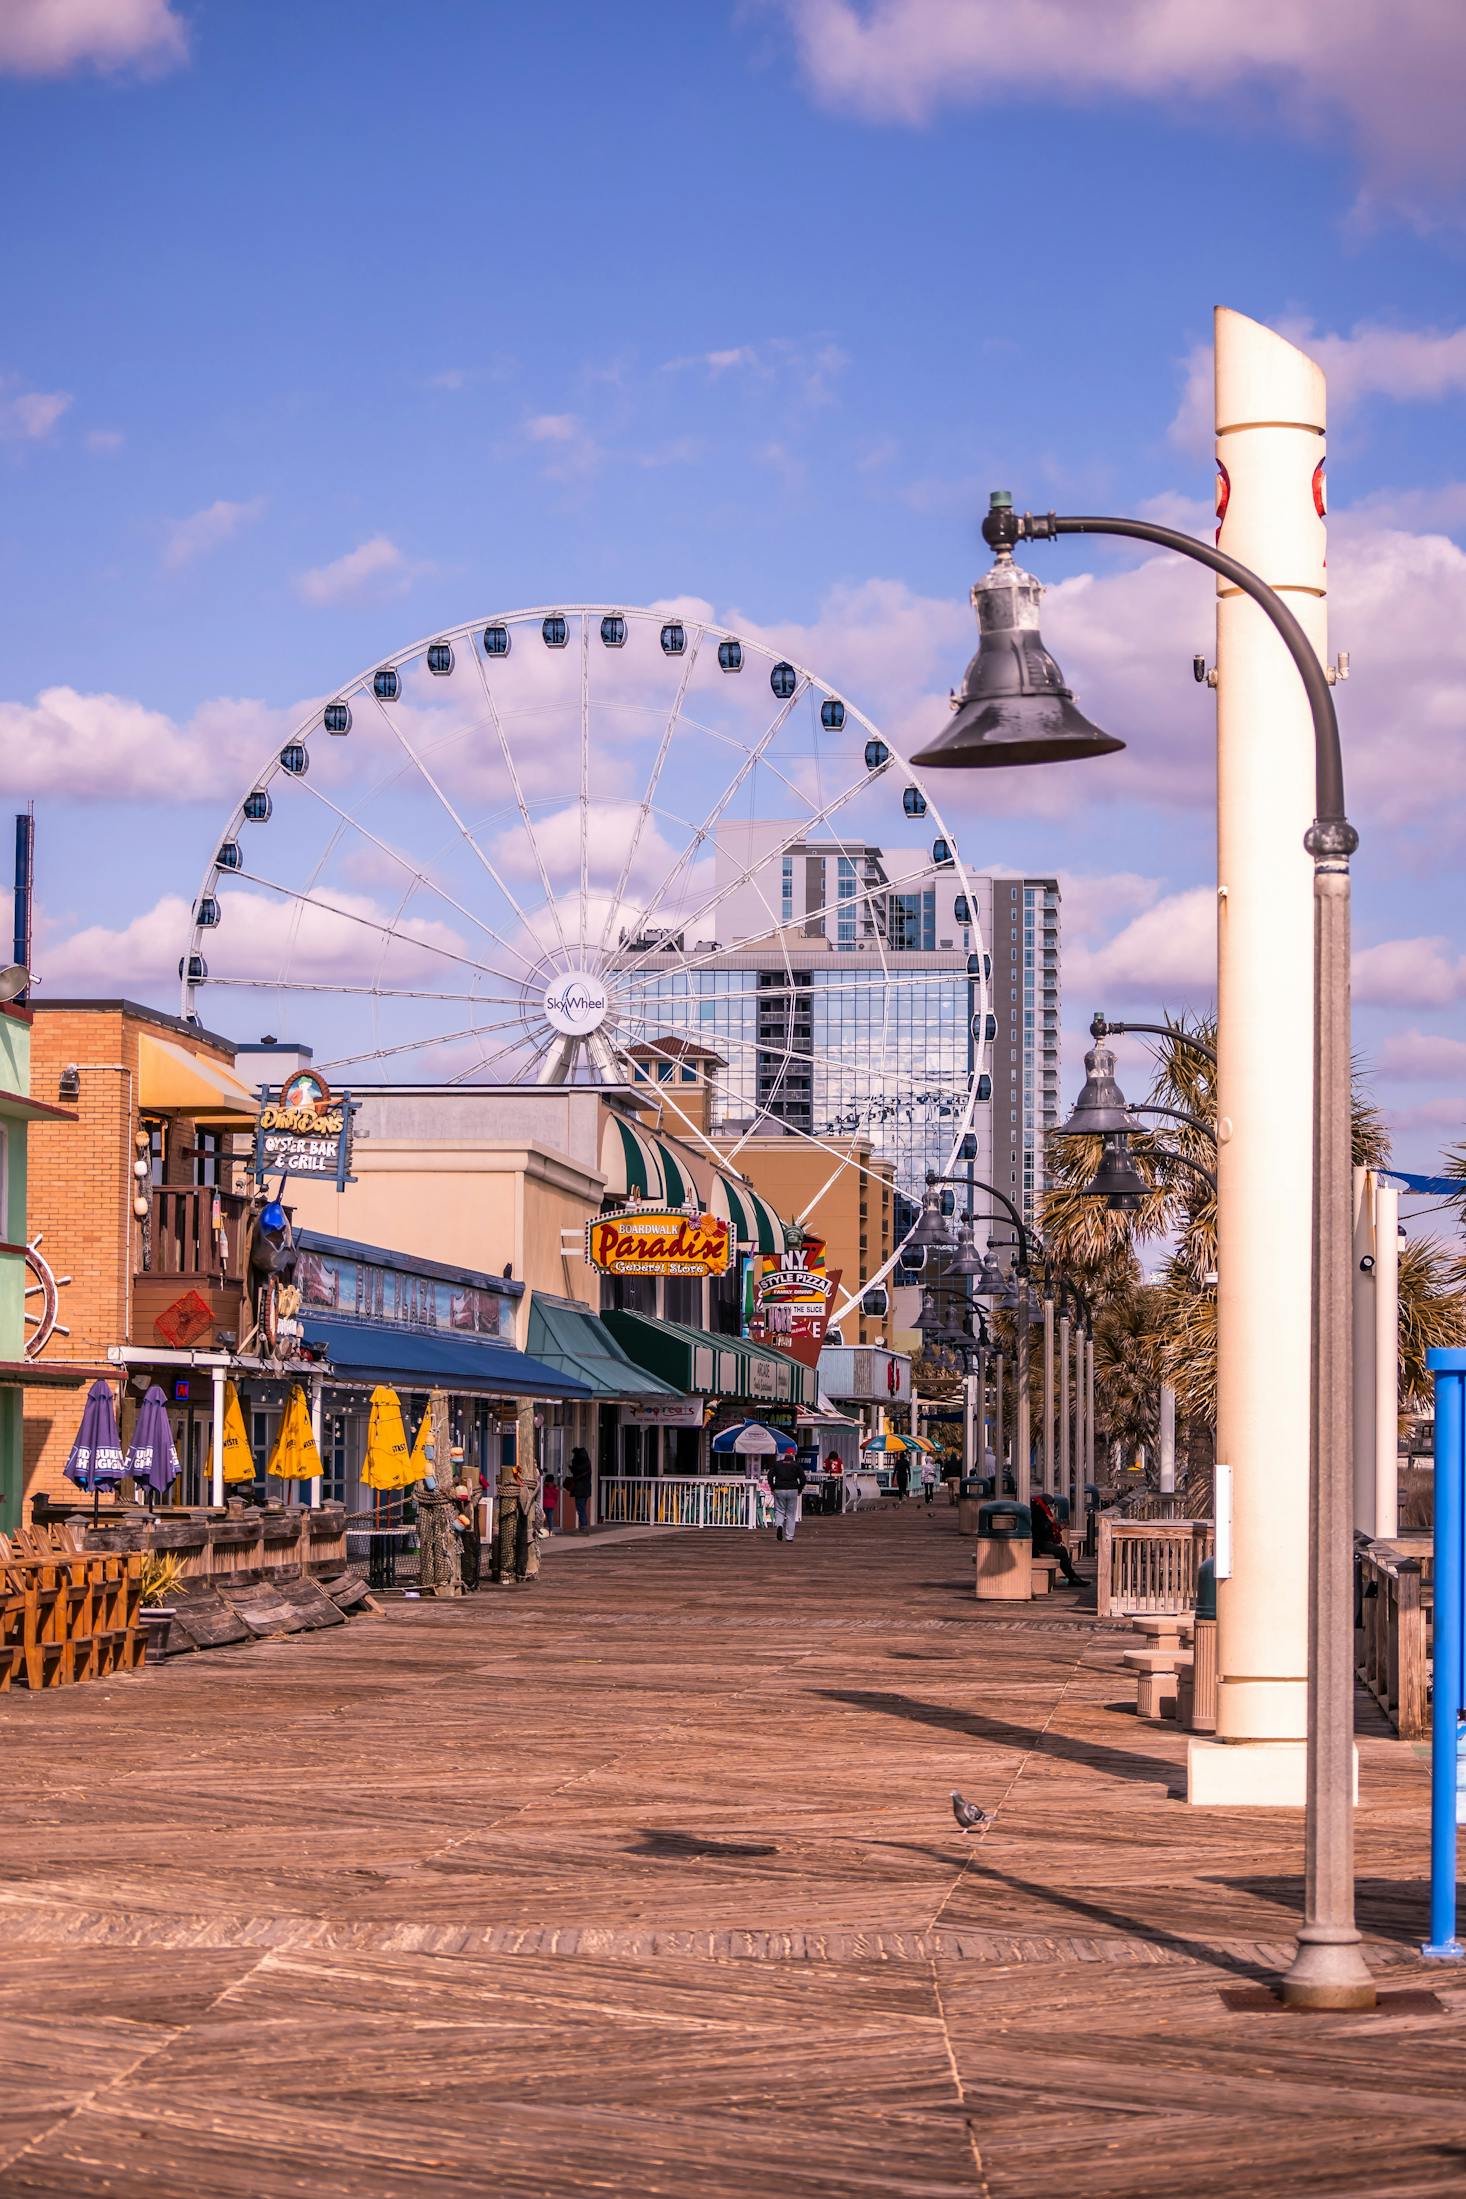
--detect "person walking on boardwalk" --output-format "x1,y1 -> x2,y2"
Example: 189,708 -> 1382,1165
769,1450 -> 807,1542
919,1450 -> 939,1506
568,1444 -> 594,1532
893,1452 -> 911,1502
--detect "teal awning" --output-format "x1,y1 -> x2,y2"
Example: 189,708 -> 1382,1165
526,1297 -> 683,1401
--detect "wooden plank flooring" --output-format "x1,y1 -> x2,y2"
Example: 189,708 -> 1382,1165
0,1499 -> 1461,2197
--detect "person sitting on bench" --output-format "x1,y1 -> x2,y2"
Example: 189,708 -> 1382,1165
1029,1491 -> 1082,1585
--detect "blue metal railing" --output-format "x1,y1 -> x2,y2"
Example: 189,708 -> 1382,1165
1424,1348 -> 1466,1961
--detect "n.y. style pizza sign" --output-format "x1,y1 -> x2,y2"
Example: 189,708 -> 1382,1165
587,1206 -> 732,1278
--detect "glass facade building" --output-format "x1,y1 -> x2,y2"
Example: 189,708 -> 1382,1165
616,837 -> 1062,1219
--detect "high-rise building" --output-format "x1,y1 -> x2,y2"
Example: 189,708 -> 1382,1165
618,830 -> 1061,1231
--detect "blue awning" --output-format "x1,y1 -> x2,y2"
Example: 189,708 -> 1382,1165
527,1297 -> 684,1401
1381,1171 -> 1466,1198
301,1318 -> 592,1400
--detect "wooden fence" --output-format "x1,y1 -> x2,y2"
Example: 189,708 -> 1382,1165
0,1524 -> 144,1689
1096,1514 -> 1214,1618
1356,1537 -> 1431,1740
73,1505 -> 349,1582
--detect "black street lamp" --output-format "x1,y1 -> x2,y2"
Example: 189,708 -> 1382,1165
915,491 -> 1369,2013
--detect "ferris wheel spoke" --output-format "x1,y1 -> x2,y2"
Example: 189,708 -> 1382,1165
594,627 -> 701,959
312,1008 -> 532,1075
649,857 -> 911,995
609,1004 -> 916,1210
578,614 -> 590,961
610,747 -> 877,994
466,644 -> 576,974
220,866 -> 524,987
291,772 -> 542,981
197,976 -> 528,1005
366,692 -> 550,980
612,680 -> 808,972
447,1023 -> 547,1085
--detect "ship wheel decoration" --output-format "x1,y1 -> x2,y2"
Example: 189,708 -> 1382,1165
24,1233 -> 72,1359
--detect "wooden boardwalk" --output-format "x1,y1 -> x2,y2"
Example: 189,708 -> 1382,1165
0,1499 -> 1461,2197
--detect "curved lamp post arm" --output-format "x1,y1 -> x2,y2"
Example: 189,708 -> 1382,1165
1001,510 -> 1351,839
1091,1012 -> 1217,1068
1129,1102 -> 1217,1145
929,1171 -> 1033,1273
1149,1146 -> 1218,1197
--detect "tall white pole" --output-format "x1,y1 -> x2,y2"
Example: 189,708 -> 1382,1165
210,1363 -> 225,1508
1352,1167 -> 1378,1535
1190,308 -> 1326,1809
1159,1384 -> 1176,1495
1373,1180 -> 1400,1538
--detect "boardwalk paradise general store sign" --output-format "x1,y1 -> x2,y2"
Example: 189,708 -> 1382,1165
253,1068 -> 356,1189
587,1206 -> 732,1278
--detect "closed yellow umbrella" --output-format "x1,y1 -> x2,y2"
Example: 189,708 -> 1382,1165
267,1384 -> 322,1486
220,1380 -> 255,1484
362,1386 -> 413,1490
408,1408 -> 432,1481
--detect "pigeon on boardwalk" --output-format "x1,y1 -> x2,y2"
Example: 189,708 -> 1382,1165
950,1791 -> 989,1833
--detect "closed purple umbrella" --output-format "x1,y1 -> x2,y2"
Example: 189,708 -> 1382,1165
124,1385 -> 180,1497
64,1380 -> 125,1493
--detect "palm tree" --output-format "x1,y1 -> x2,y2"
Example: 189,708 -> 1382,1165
1041,1015 -> 1407,1487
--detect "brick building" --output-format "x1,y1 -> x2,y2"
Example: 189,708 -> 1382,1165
21,1001 -> 258,1512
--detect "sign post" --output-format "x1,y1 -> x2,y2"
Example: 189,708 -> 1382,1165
1424,1348 -> 1466,1961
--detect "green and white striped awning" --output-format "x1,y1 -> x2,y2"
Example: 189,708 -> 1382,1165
601,1114 -> 706,1208
710,1174 -> 788,1256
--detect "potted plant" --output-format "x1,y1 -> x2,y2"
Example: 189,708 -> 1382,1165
137,1551 -> 187,1662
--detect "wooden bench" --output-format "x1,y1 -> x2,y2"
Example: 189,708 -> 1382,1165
1030,1554 -> 1058,1595
1123,1645 -> 1194,1720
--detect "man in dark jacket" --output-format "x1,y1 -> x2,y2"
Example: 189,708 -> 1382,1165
769,1452 -> 807,1542
568,1445 -> 594,1532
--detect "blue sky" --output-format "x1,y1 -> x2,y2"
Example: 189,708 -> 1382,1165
3,0 -> 1465,1167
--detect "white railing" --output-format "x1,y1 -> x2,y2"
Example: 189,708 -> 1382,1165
598,1475 -> 762,1530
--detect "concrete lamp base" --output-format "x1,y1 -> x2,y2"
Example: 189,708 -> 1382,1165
1187,1739 -> 1359,1810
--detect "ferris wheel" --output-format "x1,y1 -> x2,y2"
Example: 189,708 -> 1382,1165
180,606 -> 991,1314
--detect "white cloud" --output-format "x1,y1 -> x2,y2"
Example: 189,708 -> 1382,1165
0,687 -> 294,801
163,495 -> 266,571
0,377 -> 71,442
1065,886 -> 1217,998
39,885 -> 471,1003
523,413 -> 600,484
428,369 -> 467,391
296,535 -> 417,608
1377,1029 -> 1466,1081
772,0 -> 1466,195
85,427 -> 124,454
1354,936 -> 1466,1008
0,0 -> 186,75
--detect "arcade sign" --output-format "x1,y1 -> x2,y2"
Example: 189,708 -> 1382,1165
587,1206 -> 732,1279
254,1068 -> 356,1189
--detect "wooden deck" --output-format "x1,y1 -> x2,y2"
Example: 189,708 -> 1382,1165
0,1499 -> 1461,2197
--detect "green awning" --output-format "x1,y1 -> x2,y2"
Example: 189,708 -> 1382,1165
602,1311 -> 737,1397
603,1311 -> 814,1407
527,1297 -> 684,1401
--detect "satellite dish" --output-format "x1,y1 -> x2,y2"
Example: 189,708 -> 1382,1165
0,963 -> 29,1003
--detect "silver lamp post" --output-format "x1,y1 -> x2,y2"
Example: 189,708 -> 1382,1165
915,492 -> 1370,2012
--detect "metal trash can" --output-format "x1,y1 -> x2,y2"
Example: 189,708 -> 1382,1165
1186,1557 -> 1219,1732
974,1499 -> 1032,1602
956,1477 -> 984,1536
